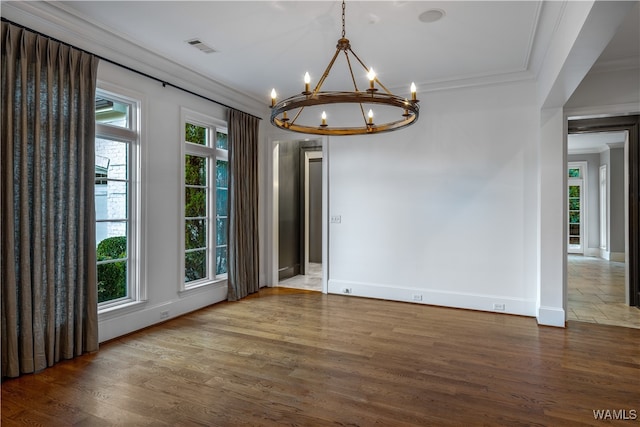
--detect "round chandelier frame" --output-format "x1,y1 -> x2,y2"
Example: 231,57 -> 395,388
269,1 -> 420,136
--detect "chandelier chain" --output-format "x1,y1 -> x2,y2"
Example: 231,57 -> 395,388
341,0 -> 346,38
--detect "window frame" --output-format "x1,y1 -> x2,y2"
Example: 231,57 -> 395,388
567,161 -> 587,254
95,85 -> 146,314
180,108 -> 228,292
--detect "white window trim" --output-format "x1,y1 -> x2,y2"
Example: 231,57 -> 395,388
180,107 -> 228,292
96,83 -> 147,315
568,161 -> 588,254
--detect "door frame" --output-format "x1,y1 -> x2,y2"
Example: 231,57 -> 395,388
304,150 -> 323,274
568,115 -> 639,306
269,137 -> 329,293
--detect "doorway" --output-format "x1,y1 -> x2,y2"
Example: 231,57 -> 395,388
567,116 -> 639,316
273,139 -> 325,292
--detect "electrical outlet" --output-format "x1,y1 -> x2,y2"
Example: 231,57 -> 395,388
493,303 -> 505,311
160,310 -> 170,319
330,215 -> 342,224
341,287 -> 352,294
412,294 -> 423,302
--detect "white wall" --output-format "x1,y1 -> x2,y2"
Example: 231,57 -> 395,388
566,67 -> 640,112
327,81 -> 539,316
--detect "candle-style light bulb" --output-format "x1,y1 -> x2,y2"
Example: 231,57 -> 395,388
368,109 -> 374,124
410,82 -> 417,101
321,111 -> 327,126
368,68 -> 376,90
304,72 -> 311,93
270,88 -> 277,107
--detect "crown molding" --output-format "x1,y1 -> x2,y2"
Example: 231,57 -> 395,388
589,57 -> 640,74
1,1 -> 268,119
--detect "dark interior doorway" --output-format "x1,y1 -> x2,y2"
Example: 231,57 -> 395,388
277,140 -> 322,281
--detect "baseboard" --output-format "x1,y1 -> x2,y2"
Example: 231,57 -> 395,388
537,306 -> 566,327
328,279 -> 536,317
609,252 -> 625,262
98,283 -> 227,342
584,248 -> 600,257
600,250 -> 625,262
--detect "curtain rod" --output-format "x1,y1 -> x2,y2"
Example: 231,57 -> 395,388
1,17 -> 262,121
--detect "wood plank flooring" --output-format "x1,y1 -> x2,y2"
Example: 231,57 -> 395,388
2,287 -> 639,426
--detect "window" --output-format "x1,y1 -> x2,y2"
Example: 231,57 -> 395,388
599,165 -> 608,250
182,110 -> 228,289
95,89 -> 143,310
568,162 -> 587,254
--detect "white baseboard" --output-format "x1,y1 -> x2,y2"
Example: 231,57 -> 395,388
328,279 -> 536,317
537,306 -> 566,327
98,283 -> 227,342
600,249 -> 625,262
609,252 -> 625,262
584,248 -> 600,257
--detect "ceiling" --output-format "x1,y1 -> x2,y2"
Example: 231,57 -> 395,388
6,1 -> 638,119
568,131 -> 627,154
42,1 -> 568,101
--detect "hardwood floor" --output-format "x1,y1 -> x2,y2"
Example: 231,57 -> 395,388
2,287 -> 639,426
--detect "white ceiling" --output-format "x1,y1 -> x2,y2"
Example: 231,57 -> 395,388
7,1 -> 639,108
3,0 -> 636,154
50,1 -> 560,102
568,131 -> 627,154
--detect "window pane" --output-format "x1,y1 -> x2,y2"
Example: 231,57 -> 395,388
216,188 -> 228,216
96,227 -> 127,256
96,181 -> 128,221
216,245 -> 228,275
185,250 -> 207,282
569,237 -> 580,245
185,219 -> 207,249
186,123 -> 207,145
568,168 -> 580,178
569,224 -> 580,236
96,95 -> 129,128
97,260 -> 127,303
216,160 -> 228,187
569,198 -> 580,210
216,217 -> 228,246
569,211 -> 580,224
216,131 -> 228,150
96,139 -> 128,180
569,186 -> 580,198
185,187 -> 207,217
185,155 -> 206,186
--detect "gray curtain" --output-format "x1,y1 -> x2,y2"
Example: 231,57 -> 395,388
226,109 -> 260,301
1,22 -> 99,378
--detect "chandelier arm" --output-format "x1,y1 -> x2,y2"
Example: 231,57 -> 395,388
348,48 -> 393,95
289,106 -> 305,126
313,47 -> 342,95
342,51 -> 368,125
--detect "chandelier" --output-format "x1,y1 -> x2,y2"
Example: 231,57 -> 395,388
269,0 -> 420,136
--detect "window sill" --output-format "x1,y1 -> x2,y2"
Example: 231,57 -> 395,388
180,277 -> 227,296
98,299 -> 148,321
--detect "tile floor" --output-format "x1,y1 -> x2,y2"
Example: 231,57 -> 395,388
277,257 -> 640,329
277,263 -> 323,291
568,254 -> 640,329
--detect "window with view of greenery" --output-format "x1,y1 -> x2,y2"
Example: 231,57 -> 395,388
95,90 -> 140,307
184,118 -> 228,287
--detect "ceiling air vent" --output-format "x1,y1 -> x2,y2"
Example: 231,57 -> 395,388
186,38 -> 216,54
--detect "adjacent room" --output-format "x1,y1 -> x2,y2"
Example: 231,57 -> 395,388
2,1 -> 639,425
